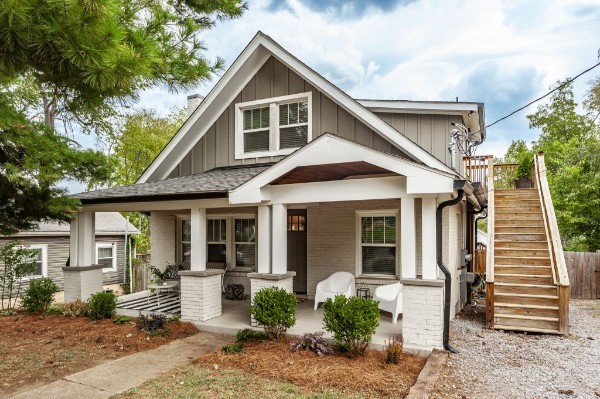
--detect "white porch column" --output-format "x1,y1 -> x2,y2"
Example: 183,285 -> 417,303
401,198 -> 416,279
257,205 -> 272,273
422,197 -> 438,280
69,211 -> 95,266
190,208 -> 207,271
271,203 -> 287,274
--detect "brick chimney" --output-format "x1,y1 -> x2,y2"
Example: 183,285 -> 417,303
187,94 -> 204,117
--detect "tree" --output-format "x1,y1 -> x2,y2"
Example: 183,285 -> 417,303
0,0 -> 246,131
503,139 -> 531,163
0,240 -> 37,314
527,80 -> 600,251
0,95 -> 111,234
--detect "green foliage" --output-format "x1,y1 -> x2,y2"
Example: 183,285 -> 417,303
113,315 -> 132,324
504,139 -> 531,163
21,277 -> 59,313
516,152 -> 534,180
526,79 -> 600,251
87,292 -> 117,320
148,328 -> 170,337
46,305 -> 63,316
222,343 -> 244,354
235,328 -> 268,343
384,336 -> 403,364
249,287 -> 297,340
322,295 -> 380,357
147,264 -> 178,282
0,240 -> 37,312
0,96 -> 110,235
61,300 -> 90,317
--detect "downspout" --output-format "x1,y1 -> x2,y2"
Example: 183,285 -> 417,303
437,189 -> 465,353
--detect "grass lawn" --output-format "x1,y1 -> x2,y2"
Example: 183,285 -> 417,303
0,312 -> 198,398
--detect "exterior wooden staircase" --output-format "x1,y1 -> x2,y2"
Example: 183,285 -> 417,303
465,153 -> 570,335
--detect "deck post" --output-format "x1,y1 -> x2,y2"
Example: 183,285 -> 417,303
422,196 -> 437,280
190,208 -> 207,271
401,198 -> 416,279
271,203 -> 288,274
257,205 -> 272,274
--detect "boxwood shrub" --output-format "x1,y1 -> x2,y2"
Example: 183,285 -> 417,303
250,286 -> 296,340
87,291 -> 117,319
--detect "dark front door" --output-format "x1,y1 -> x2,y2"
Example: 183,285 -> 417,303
287,209 -> 307,294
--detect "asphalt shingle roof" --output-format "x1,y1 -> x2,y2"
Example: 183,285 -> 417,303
74,165 -> 272,203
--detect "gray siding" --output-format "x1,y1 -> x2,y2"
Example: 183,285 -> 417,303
172,57 -> 407,176
0,236 -> 127,290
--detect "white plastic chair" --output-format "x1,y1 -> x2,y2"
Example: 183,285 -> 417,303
373,282 -> 403,324
313,272 -> 355,310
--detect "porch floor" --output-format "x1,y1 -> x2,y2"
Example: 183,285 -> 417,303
116,294 -> 403,348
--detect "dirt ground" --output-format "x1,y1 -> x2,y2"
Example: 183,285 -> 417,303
194,338 -> 426,398
0,313 -> 198,398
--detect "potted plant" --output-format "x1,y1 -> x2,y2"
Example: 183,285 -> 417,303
147,264 -> 173,285
515,153 -> 534,188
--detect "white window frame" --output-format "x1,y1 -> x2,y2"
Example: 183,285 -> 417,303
207,217 -> 228,264
96,242 -> 117,272
235,92 -> 312,159
20,244 -> 48,279
355,210 -> 400,278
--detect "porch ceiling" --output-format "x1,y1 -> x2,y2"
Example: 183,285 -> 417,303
270,162 -> 396,185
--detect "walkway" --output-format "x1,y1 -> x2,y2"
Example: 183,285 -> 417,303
12,333 -> 230,399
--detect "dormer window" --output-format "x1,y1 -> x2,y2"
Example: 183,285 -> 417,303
235,92 -> 312,159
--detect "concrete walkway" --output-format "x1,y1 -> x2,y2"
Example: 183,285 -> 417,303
13,333 -> 230,399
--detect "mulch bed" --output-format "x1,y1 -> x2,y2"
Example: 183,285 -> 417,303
194,339 -> 426,398
0,312 -> 198,398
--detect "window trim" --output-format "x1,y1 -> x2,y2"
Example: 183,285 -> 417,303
96,242 -> 117,273
20,244 -> 48,279
235,92 -> 312,159
355,210 -> 400,278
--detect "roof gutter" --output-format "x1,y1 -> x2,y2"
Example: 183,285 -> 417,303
437,180 -> 469,353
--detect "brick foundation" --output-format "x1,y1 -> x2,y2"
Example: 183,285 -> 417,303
62,265 -> 104,302
248,272 -> 295,326
401,279 -> 444,349
179,270 -> 223,322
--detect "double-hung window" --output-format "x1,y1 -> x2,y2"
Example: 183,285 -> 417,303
235,92 -> 312,159
96,243 -> 117,272
181,219 -> 191,263
23,245 -> 47,278
357,212 -> 398,276
207,219 -> 227,263
234,218 -> 256,269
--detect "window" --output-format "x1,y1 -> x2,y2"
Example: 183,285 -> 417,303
96,243 -> 117,272
235,92 -> 312,159
234,218 -> 256,269
357,213 -> 397,276
287,215 -> 306,231
207,219 -> 227,263
24,245 -> 47,278
181,219 -> 191,263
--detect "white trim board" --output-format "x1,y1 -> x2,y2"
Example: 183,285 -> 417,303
137,31 -> 459,184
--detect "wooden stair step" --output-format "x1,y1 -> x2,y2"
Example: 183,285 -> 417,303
496,227 -> 546,234
494,302 -> 559,310
494,256 -> 551,266
494,292 -> 558,300
494,265 -> 553,276
493,315 -> 559,331
495,241 -> 548,249
493,313 -> 558,322
493,325 -> 561,334
494,283 -> 557,296
495,248 -> 550,257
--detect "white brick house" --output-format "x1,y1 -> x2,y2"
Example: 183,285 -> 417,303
67,32 -> 487,351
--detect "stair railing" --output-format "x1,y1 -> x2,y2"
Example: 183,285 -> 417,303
533,152 -> 570,334
485,157 -> 495,328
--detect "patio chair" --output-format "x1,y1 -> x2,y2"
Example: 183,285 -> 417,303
314,272 -> 355,310
372,282 -> 403,324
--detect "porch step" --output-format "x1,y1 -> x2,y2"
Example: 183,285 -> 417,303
494,283 -> 557,296
493,314 -> 559,331
493,325 -> 561,334
493,292 -> 558,307
495,233 -> 547,241
495,248 -> 550,257
495,241 -> 548,249
496,226 -> 546,234
495,273 -> 554,285
494,302 -> 559,318
494,256 -> 551,266
494,265 -> 553,275
496,219 -> 545,227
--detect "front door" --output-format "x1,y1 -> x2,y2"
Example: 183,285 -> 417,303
287,209 -> 307,294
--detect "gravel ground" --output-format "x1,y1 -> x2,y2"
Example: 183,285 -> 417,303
431,299 -> 600,399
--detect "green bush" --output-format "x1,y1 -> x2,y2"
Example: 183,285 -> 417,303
384,335 -> 403,364
87,292 -> 117,319
222,343 -> 244,354
61,300 -> 89,317
250,287 -> 296,340
516,152 -> 534,179
46,305 -> 63,316
21,278 -> 59,313
235,328 -> 268,342
322,295 -> 380,357
113,315 -> 132,324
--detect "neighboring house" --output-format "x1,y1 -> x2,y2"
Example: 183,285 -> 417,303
68,32 -> 490,350
0,212 -> 138,291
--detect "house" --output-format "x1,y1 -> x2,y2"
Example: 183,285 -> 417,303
0,212 -> 138,298
66,31 -> 492,351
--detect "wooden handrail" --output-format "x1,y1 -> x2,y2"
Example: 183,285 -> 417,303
486,157 -> 495,283
534,153 -> 569,286
534,158 -> 557,285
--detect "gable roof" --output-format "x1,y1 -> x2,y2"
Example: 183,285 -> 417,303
138,31 -> 458,184
11,212 -> 139,236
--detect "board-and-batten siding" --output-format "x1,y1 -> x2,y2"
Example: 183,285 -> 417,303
170,56 -> 408,178
0,236 -> 126,290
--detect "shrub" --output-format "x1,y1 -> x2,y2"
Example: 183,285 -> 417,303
21,278 -> 59,313
137,312 -> 168,331
250,287 -> 296,340
235,328 -> 268,343
290,332 -> 334,357
149,328 -> 170,337
87,291 -> 117,319
384,335 -> 403,364
113,315 -> 132,324
222,343 -> 244,354
224,283 -> 245,300
0,241 -> 38,313
46,305 -> 63,316
322,295 -> 380,357
62,300 -> 89,317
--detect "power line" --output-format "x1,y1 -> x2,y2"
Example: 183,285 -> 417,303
475,60 -> 600,135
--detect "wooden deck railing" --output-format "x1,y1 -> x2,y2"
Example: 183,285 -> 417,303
492,163 -> 519,189
533,152 -> 570,334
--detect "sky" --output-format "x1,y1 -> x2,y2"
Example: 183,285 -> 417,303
136,0 -> 600,159
70,0 -> 600,192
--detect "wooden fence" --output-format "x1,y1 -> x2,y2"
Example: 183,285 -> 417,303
131,254 -> 150,293
565,251 -> 600,299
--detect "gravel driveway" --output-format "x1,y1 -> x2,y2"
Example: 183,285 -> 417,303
431,299 -> 600,399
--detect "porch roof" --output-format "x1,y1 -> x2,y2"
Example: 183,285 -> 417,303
75,164 -> 272,204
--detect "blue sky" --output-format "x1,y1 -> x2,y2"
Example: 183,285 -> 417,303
74,0 -> 599,192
